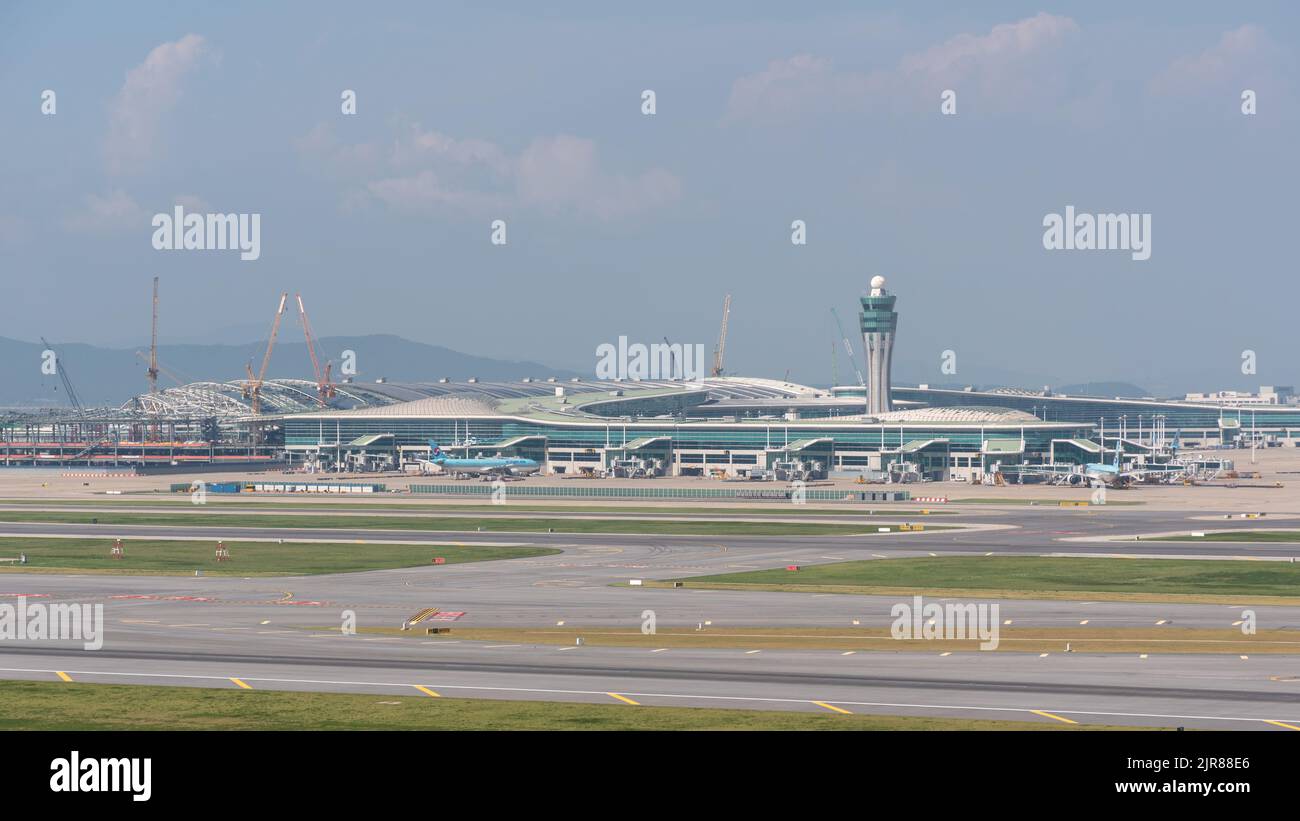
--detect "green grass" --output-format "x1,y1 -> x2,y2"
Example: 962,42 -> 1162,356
0,680 -> 1134,730
0,510 -> 908,537
0,537 -> 556,576
667,556 -> 1300,600
1157,531 -> 1300,543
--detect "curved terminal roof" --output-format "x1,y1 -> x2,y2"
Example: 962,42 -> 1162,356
867,406 -> 1042,425
121,377 -> 828,420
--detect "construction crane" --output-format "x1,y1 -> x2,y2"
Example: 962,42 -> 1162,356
660,335 -> 681,376
147,277 -> 160,394
710,294 -> 731,378
244,292 -> 288,416
830,339 -> 840,387
40,337 -> 84,415
296,293 -> 335,405
133,350 -> 192,387
830,307 -> 865,386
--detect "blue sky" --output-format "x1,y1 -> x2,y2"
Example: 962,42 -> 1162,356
1,2 -> 1296,394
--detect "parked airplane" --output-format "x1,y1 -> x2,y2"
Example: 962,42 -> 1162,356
423,441 -> 541,478
1082,443 -> 1176,487
1081,445 -> 1129,486
1014,441 -> 1173,488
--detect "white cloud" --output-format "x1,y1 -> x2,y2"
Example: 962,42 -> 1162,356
899,13 -> 1079,78
724,13 -> 1080,122
391,127 -> 512,178
300,125 -> 680,220
1150,25 -> 1282,97
723,55 -> 866,123
105,34 -> 208,175
64,190 -> 148,234
366,169 -> 509,212
516,136 -> 680,219
172,193 -> 210,213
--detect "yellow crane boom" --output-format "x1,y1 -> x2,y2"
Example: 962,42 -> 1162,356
244,292 -> 288,415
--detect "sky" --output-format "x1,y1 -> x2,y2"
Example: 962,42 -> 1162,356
0,1 -> 1296,395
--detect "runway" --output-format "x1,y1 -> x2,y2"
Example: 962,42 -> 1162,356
2,502 -> 1300,729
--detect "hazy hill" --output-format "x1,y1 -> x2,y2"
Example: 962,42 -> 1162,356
0,334 -> 583,409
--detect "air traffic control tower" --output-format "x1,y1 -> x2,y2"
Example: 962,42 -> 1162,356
859,275 -> 898,414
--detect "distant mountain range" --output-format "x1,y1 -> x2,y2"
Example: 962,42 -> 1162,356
0,334 -> 583,409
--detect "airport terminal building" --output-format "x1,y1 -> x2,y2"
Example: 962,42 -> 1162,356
11,275 -> 1298,473
275,273 -> 1298,478
279,377 -> 1096,481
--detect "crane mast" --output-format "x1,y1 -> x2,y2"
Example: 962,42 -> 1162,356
244,292 -> 288,416
148,277 -> 159,394
296,294 -> 335,405
40,337 -> 83,415
710,294 -> 731,378
830,307 -> 865,386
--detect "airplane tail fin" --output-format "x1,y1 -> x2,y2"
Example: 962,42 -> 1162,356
427,440 -> 444,459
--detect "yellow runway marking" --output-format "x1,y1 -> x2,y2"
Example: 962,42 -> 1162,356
55,671 -> 72,682
229,678 -> 252,690
812,701 -> 852,715
1264,720 -> 1300,731
413,685 -> 441,698
1030,710 -> 1077,725
608,692 -> 639,705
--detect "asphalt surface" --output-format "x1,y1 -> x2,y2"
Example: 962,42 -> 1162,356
2,502 -> 1300,729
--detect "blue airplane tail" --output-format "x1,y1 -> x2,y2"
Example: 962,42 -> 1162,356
427,440 -> 445,460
